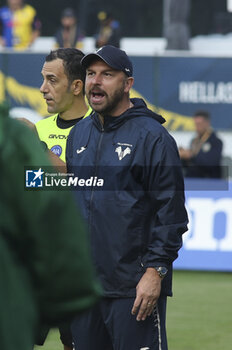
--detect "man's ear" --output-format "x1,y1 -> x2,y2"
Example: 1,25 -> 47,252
72,79 -> 84,96
124,77 -> 134,93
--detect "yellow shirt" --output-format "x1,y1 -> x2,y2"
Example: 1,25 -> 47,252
36,110 -> 91,162
13,5 -> 37,48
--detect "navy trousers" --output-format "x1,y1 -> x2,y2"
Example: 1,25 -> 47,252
71,296 -> 168,350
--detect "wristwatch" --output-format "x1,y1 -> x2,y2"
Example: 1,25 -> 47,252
154,266 -> 168,279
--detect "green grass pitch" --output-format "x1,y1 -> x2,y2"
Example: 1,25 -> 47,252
36,270 -> 232,350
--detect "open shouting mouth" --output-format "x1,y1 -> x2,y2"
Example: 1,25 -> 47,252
90,90 -> 106,104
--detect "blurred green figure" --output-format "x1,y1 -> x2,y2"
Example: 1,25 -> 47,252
0,102 -> 101,350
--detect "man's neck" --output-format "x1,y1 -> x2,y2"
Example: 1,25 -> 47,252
60,98 -> 88,120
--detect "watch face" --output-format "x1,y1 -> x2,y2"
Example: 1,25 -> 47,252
156,267 -> 168,277
160,267 -> 168,276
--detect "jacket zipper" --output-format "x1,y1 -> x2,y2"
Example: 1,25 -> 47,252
89,125 -> 104,231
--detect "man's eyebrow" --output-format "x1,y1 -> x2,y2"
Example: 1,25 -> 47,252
41,72 -> 57,79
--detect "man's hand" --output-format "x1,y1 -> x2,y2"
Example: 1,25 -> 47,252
131,267 -> 161,321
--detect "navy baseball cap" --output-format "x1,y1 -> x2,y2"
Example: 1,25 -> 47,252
81,45 -> 133,77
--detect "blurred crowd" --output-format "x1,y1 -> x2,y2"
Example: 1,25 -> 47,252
0,0 -> 122,50
0,0 -> 41,49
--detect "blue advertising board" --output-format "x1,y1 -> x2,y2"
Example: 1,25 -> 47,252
131,55 -> 232,130
158,57 -> 232,130
0,52 -> 47,116
1,52 -> 232,130
174,179 -> 232,272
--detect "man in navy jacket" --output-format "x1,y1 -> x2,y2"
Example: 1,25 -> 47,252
66,45 -> 188,350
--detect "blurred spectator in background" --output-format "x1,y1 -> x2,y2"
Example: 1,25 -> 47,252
179,110 -> 223,178
164,0 -> 190,50
95,11 -> 121,48
0,101 -> 101,350
54,8 -> 84,49
0,0 -> 41,49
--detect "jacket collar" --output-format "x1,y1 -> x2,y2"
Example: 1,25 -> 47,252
92,98 -> 165,131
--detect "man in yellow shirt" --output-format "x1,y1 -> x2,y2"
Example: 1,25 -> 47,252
18,47 -> 91,349
36,48 -> 91,164
35,47 -> 91,350
0,0 -> 41,49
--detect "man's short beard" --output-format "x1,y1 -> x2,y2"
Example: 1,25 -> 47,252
88,83 -> 126,116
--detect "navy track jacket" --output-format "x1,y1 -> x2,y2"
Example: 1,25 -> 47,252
66,98 -> 188,297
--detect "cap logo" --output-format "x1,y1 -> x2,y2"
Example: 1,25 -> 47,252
96,47 -> 103,53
